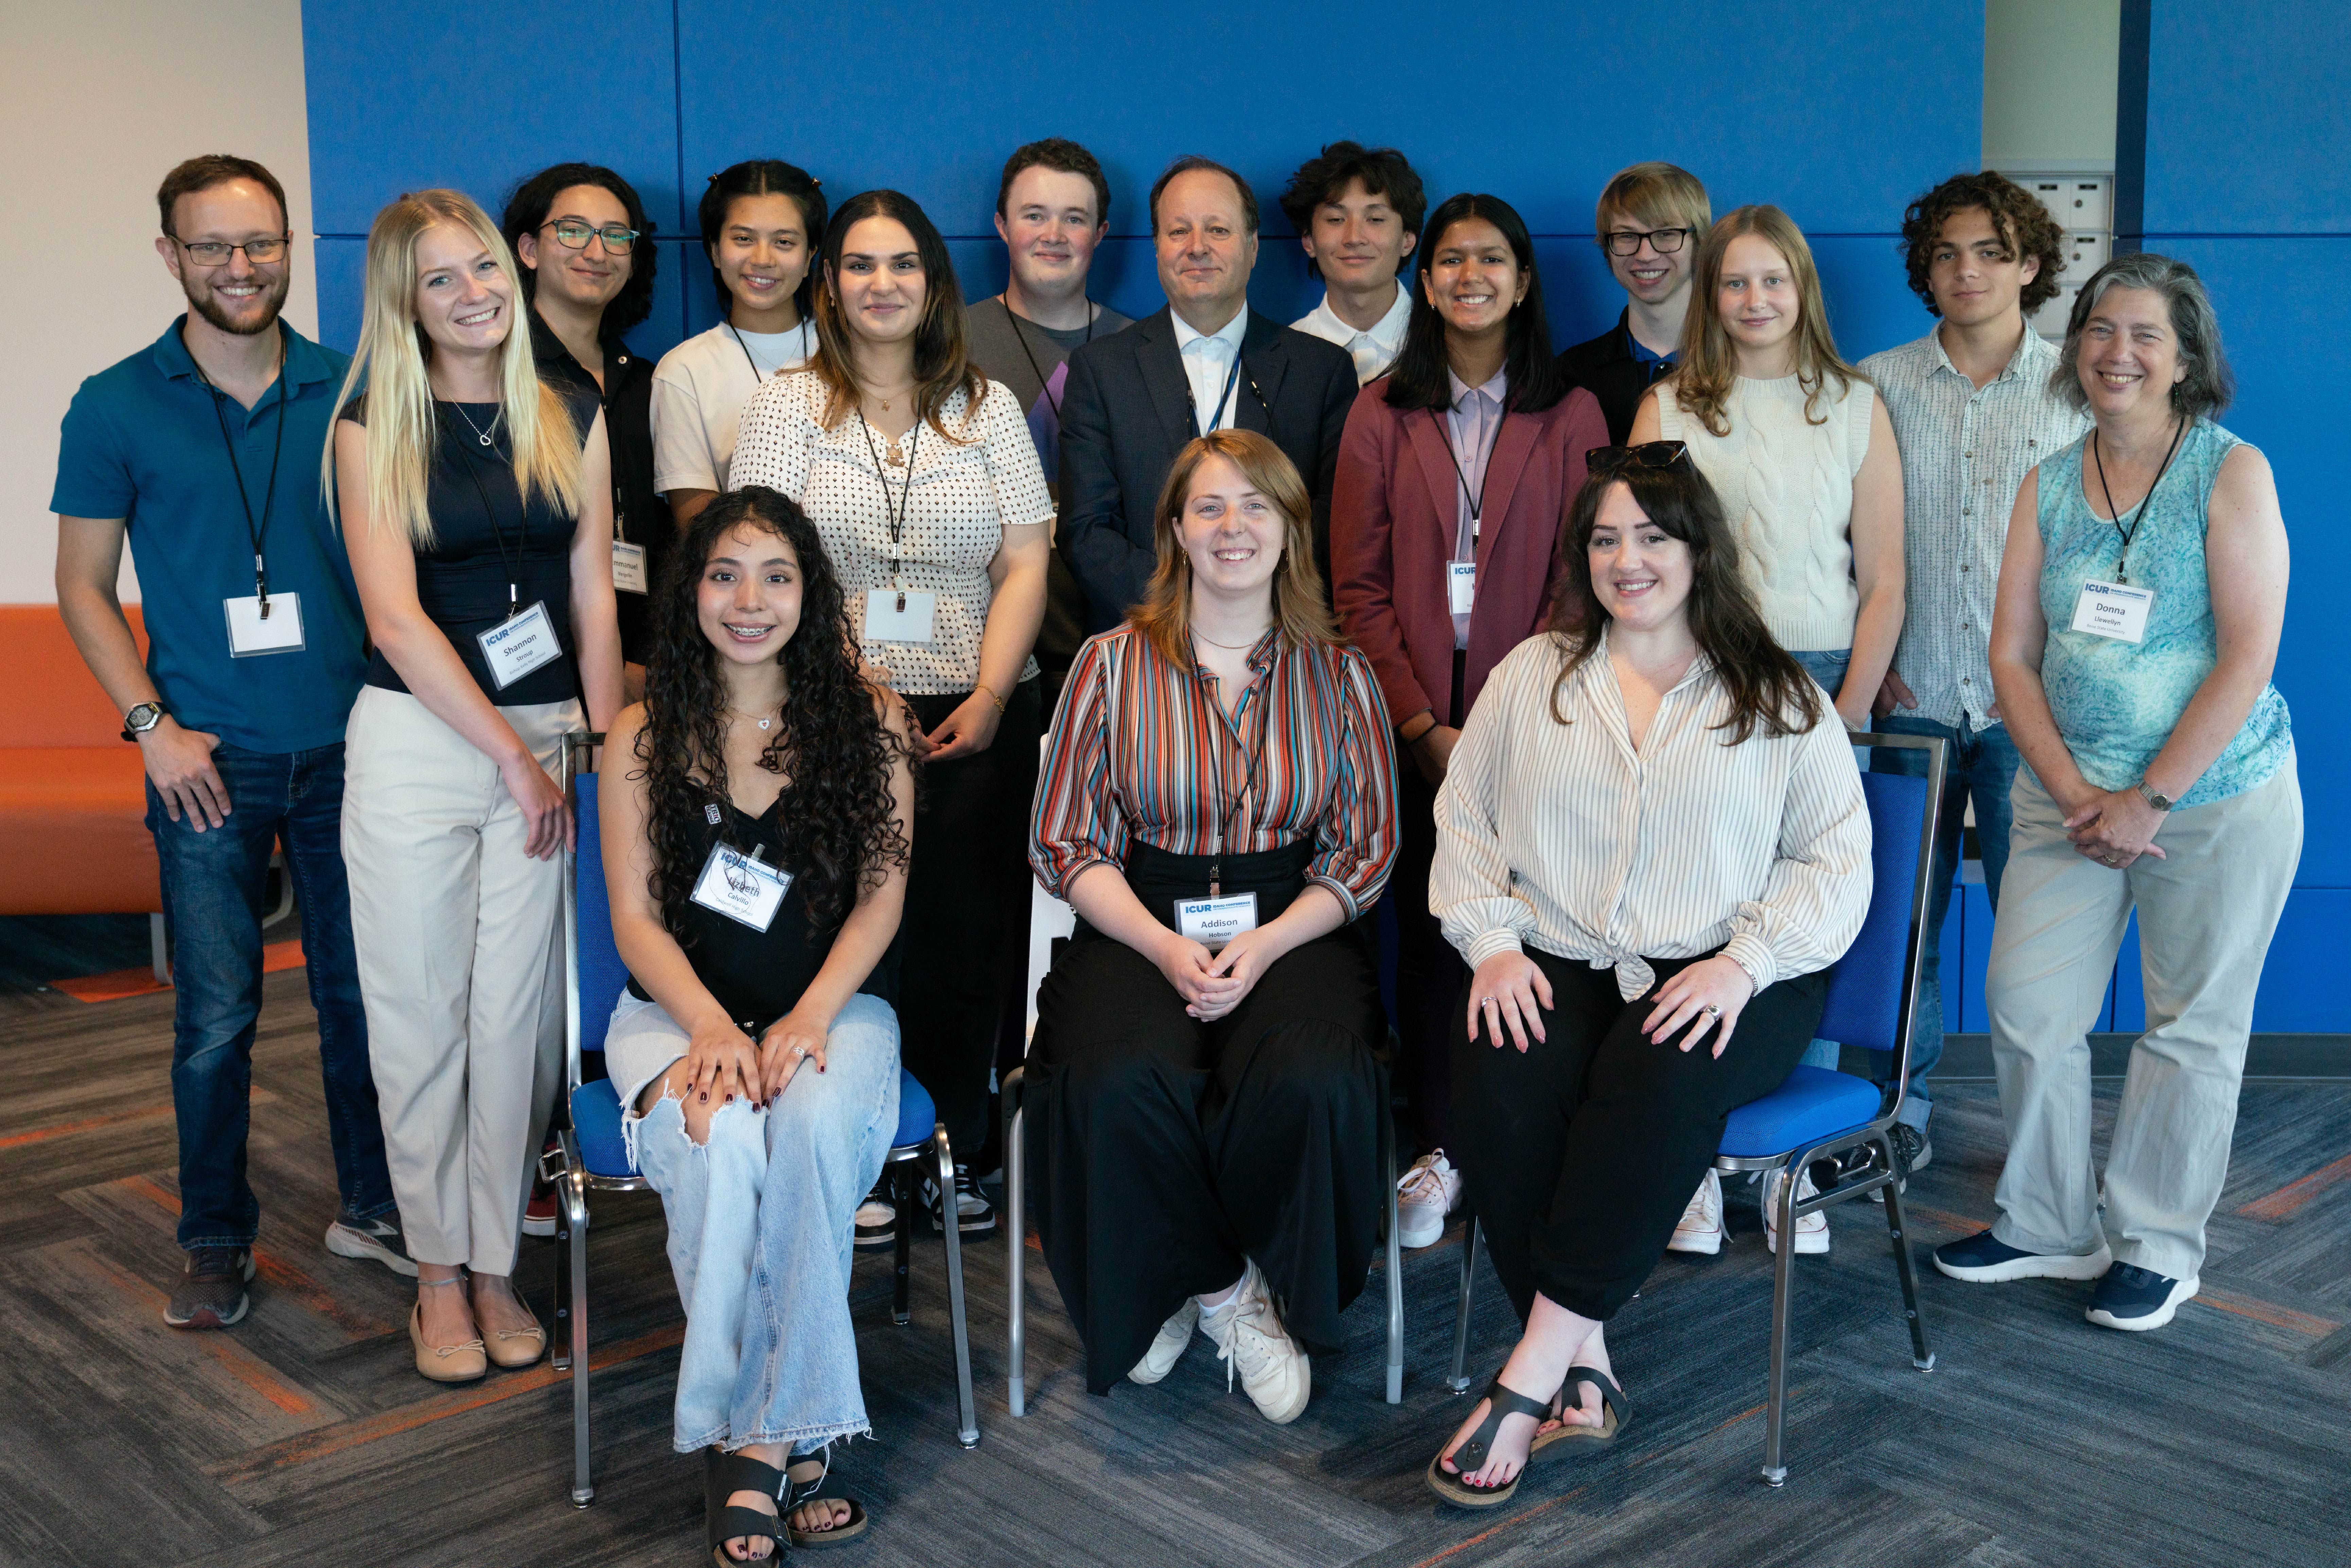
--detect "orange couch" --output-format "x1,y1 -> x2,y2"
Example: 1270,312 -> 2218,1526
0,604 -> 161,915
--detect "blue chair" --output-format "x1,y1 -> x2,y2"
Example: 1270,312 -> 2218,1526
1445,731 -> 1946,1487
542,734 -> 977,1508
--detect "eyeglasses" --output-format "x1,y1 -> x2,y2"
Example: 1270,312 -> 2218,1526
1601,227 -> 1693,257
172,235 -> 288,266
545,219 -> 639,254
1586,441 -> 1690,474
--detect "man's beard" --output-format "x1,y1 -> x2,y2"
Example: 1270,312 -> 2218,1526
186,270 -> 289,336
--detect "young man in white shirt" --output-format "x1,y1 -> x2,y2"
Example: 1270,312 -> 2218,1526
1280,142 -> 1424,385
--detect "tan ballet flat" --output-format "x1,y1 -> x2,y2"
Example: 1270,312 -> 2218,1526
409,1302 -> 487,1383
484,1319 -> 547,1369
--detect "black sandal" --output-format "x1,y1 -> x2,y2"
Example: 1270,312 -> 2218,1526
1528,1365 -> 1629,1455
706,1450 -> 788,1565
783,1446 -> 870,1549
1425,1375 -> 1561,1508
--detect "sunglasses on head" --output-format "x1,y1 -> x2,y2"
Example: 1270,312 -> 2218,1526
1586,441 -> 1690,475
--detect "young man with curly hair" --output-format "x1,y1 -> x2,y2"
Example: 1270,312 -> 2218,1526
1280,142 -> 1425,384
1857,171 -> 2088,1169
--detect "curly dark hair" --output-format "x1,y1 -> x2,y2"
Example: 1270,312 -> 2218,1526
500,163 -> 659,337
635,487 -> 910,939
1547,457 -> 1823,744
1898,171 -> 2067,318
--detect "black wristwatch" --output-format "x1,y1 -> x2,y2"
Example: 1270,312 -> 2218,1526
122,701 -> 166,742
2134,779 -> 2175,812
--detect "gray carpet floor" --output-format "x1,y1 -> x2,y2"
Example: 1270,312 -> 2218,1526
1,966 -> 2344,1567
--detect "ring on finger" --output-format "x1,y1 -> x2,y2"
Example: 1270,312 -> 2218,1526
1701,1004 -> 1721,1018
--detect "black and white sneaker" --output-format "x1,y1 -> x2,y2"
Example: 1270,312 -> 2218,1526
922,1163 -> 996,1235
2087,1263 -> 2199,1331
1870,1124 -> 1933,1203
324,1207 -> 418,1277
854,1178 -> 896,1249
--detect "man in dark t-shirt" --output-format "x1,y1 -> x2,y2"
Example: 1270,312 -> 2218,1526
964,138 -> 1132,707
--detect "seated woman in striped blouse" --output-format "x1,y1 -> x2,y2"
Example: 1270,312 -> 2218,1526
1425,445 -> 1870,1508
1026,429 -> 1399,1425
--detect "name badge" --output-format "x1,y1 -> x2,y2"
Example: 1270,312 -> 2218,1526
1447,560 -> 1477,617
1174,891 -> 1258,950
612,540 -> 649,595
224,593 -> 305,657
477,601 -> 562,689
864,588 -> 937,645
690,842 -> 792,932
2070,578 -> 2154,644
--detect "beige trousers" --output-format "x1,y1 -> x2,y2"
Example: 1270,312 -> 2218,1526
1984,752 -> 2301,1280
342,685 -> 580,1272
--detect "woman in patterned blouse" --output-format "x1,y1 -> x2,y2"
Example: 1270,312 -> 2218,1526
1026,429 -> 1398,1421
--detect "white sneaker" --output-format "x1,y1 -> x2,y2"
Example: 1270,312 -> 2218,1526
1667,1169 -> 1724,1255
1127,1298 -> 1200,1385
1395,1150 -> 1462,1249
1763,1168 -> 1830,1255
1199,1260 -> 1310,1424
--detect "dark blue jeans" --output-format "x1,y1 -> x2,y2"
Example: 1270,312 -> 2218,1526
1869,712 -> 2019,1130
147,741 -> 393,1250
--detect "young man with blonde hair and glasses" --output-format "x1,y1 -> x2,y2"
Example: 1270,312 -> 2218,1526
1557,162 -> 1711,443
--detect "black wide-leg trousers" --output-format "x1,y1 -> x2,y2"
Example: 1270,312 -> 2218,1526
1026,926 -> 1387,1395
1452,945 -> 1827,1324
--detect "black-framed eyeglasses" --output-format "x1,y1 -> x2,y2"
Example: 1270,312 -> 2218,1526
544,218 -> 639,254
171,234 -> 289,267
1601,227 -> 1693,257
1587,441 -> 1690,474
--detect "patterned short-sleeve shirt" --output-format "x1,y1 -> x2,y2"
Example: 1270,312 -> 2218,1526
729,370 -> 1054,694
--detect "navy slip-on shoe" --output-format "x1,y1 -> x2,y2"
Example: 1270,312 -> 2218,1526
1933,1228 -> 2112,1283
2087,1262 -> 2199,1331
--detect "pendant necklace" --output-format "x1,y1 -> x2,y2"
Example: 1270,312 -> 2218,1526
448,401 -> 500,447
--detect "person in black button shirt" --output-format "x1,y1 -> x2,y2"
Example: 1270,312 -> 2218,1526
600,488 -> 914,1559
502,163 -> 664,694
1555,163 -> 1712,444
330,188 -> 622,1386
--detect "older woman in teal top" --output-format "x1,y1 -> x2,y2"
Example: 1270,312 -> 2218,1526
1933,253 -> 2299,1334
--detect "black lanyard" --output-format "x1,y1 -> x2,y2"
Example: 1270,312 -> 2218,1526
2090,416 -> 2187,585
1433,399 -> 1498,548
728,319 -> 809,382
192,339 -> 290,616
1195,632 -> 1272,896
1005,301 -> 1094,418
856,412 -> 922,609
445,405 -> 531,618
1186,347 -> 1244,440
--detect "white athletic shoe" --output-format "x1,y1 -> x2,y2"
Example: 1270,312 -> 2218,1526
1667,1169 -> 1725,1255
1763,1168 -> 1830,1255
1395,1150 -> 1463,1249
1127,1298 -> 1201,1385
1200,1260 -> 1310,1424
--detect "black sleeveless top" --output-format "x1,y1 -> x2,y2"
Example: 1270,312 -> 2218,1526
625,790 -> 901,1031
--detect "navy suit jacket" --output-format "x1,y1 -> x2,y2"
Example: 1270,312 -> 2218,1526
1058,306 -> 1358,631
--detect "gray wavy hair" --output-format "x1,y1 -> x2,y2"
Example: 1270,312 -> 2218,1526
2051,251 -> 2234,419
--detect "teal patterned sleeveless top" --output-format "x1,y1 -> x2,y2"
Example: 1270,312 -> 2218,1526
2034,419 -> 2290,807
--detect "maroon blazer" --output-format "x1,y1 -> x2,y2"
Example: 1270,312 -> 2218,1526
1330,379 -> 1607,729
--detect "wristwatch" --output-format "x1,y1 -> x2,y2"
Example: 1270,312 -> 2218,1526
2134,779 -> 2175,812
122,701 -> 166,742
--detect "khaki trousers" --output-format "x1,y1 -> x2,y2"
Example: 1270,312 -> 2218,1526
342,686 -> 579,1272
1985,753 -> 2300,1280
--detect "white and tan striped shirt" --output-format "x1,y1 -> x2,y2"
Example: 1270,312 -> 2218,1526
1430,633 -> 1871,1000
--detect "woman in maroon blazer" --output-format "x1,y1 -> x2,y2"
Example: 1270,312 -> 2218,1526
1331,192 -> 1606,1243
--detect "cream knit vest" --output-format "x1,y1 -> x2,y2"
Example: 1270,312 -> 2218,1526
1656,373 -> 1874,652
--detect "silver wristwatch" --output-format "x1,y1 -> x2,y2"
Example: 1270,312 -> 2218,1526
2134,779 -> 2174,812
122,701 -> 165,741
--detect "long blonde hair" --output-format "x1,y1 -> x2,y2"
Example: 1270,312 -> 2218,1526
1672,204 -> 1862,437
322,189 -> 581,544
1130,430 -> 1340,667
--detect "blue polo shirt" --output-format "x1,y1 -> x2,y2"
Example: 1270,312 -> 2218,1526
51,318 -> 366,754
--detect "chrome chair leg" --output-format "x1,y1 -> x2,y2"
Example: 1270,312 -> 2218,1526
932,1127 -> 979,1449
891,1155 -> 914,1327
1881,1141 -> 1936,1372
1448,1219 -> 1480,1393
1761,1160 -> 1799,1488
1382,1111 -> 1402,1405
555,1131 -> 593,1507
1003,1070 -> 1026,1418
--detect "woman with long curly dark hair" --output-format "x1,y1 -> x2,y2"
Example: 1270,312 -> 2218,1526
597,485 -> 913,1563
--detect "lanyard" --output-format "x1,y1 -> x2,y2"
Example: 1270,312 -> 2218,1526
1434,400 -> 1496,549
1196,634 -> 1272,896
856,411 -> 922,608
1005,301 -> 1094,418
445,405 -> 531,617
2089,416 -> 2186,585
192,339 -> 290,616
1186,347 -> 1244,440
728,318 -> 809,383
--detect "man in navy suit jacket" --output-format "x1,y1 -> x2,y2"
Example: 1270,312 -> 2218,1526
1059,156 -> 1358,631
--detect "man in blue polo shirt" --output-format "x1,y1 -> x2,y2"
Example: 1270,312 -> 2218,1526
53,155 -> 406,1330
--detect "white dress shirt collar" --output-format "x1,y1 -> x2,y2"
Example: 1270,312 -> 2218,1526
1171,304 -> 1249,433
1295,284 -> 1413,384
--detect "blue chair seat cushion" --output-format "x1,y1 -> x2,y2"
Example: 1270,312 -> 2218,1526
569,1067 -> 939,1182
1719,1067 -> 1884,1160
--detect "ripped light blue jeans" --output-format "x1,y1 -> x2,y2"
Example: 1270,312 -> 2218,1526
609,990 -> 900,1454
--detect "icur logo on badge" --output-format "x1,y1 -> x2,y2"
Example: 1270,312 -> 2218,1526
1174,891 -> 1258,949
1447,560 -> 1477,617
478,601 -> 563,688
691,842 -> 792,932
2070,578 -> 2154,644
612,540 -> 649,595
